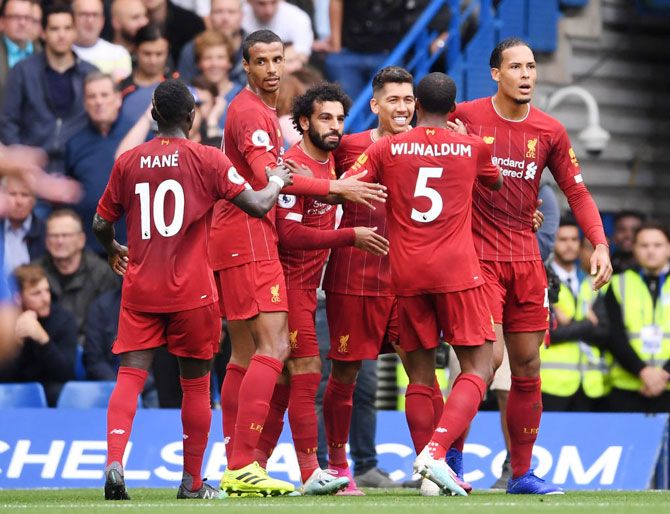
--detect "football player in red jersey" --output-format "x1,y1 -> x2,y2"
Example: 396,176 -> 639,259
322,67 -> 449,494
344,72 -> 502,496
249,83 -> 389,495
210,30 -> 387,496
93,79 -> 292,501
448,37 -> 612,494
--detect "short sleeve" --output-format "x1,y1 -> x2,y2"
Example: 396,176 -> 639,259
96,160 -> 125,223
475,139 -> 500,186
214,152 -> 250,200
546,126 -> 583,190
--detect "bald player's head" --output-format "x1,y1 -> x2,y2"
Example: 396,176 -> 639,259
415,72 -> 457,116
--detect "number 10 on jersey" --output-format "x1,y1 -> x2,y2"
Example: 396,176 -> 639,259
135,180 -> 185,239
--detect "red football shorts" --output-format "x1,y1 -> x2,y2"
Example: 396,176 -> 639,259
287,288 -> 319,358
480,260 -> 549,332
114,302 -> 221,360
214,260 -> 289,320
397,286 -> 495,352
326,293 -> 398,361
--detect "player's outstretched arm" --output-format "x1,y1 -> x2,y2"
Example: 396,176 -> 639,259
92,213 -> 128,277
232,165 -> 294,218
329,170 -> 387,209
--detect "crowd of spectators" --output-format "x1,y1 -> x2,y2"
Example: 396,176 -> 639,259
0,0 -> 668,417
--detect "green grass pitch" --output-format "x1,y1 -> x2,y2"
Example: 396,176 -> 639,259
1,488 -> 669,514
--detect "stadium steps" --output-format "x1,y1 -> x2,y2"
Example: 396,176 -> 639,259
536,0 -> 670,218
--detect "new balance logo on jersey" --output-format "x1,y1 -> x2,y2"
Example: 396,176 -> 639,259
109,429 -> 126,435
270,284 -> 281,303
524,162 -> 538,180
435,427 -> 448,433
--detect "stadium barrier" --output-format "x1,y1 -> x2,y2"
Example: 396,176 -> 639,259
0,410 -> 666,490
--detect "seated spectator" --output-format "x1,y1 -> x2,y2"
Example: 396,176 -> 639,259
0,0 -> 42,107
611,210 -> 645,274
84,287 -> 158,406
276,67 -> 323,147
242,0 -> 312,63
604,221 -> 670,413
178,0 -> 246,84
191,75 -> 221,146
193,29 -> 242,129
72,0 -> 132,81
119,23 -> 176,124
65,72 -> 132,254
110,0 -> 149,53
0,2 -> 97,173
142,0 -> 205,64
0,264 -> 77,406
1,175 -> 46,276
32,209 -> 118,341
283,41 -> 303,74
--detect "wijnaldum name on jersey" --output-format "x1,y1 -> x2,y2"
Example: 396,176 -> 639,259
390,142 -> 472,158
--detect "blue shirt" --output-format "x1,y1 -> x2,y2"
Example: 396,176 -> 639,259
3,216 -> 31,275
120,82 -> 160,125
65,116 -> 133,253
4,36 -> 33,68
217,82 -> 244,129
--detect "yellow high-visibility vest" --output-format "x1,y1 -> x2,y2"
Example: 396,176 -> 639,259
610,270 -> 670,391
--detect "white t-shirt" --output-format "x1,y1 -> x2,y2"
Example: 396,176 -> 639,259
242,0 -> 313,57
73,39 -> 132,82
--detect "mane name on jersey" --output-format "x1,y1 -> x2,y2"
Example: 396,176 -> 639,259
390,142 -> 472,158
140,152 -> 180,169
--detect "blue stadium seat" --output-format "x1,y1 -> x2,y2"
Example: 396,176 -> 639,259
0,382 -> 48,407
56,381 -> 117,408
74,345 -> 86,380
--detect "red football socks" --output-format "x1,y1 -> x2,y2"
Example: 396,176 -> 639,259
229,354 -> 283,470
323,376 -> 356,468
429,374 -> 486,456
507,375 -> 542,478
288,373 -> 322,482
106,367 -> 148,466
405,383 -> 435,454
254,382 -> 290,468
432,377 -> 444,429
221,363 -> 246,465
180,373 -> 211,491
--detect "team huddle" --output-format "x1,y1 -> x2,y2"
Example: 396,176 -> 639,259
93,30 -> 612,500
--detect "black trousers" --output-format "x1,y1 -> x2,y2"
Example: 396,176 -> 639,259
608,387 -> 670,413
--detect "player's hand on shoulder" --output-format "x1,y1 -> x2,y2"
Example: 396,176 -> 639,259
108,241 -> 129,277
284,159 -> 312,177
446,118 -> 467,135
353,226 -> 389,256
335,170 -> 387,210
265,164 -> 293,187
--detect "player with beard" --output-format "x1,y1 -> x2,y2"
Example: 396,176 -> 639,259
342,72 -> 502,497
211,30 -> 387,497
250,83 -> 390,495
448,37 -> 611,494
321,66 -> 452,495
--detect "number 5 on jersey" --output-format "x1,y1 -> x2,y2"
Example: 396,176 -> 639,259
411,167 -> 443,223
135,180 -> 185,239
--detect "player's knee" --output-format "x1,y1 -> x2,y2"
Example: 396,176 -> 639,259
513,354 -> 541,377
332,360 -> 361,384
287,355 -> 321,375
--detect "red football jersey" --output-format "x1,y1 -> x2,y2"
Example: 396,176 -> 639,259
452,97 -> 606,262
349,127 -> 500,295
208,88 -> 285,270
322,130 -> 393,297
277,144 -> 338,290
97,137 -> 248,313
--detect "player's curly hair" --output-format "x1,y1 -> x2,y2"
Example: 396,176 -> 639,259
290,82 -> 352,135
489,37 -> 531,68
151,79 -> 195,128
415,72 -> 456,115
372,66 -> 414,94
